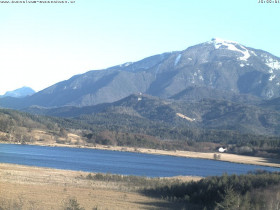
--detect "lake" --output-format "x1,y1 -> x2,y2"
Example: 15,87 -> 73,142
0,143 -> 279,177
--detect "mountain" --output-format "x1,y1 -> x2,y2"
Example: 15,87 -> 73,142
1,38 -> 280,108
1,87 -> 35,98
170,86 -> 261,104
261,97 -> 280,112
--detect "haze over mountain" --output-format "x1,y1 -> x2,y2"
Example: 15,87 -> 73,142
1,38 -> 280,109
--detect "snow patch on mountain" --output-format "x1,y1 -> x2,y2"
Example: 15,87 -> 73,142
269,75 -> 276,81
266,89 -> 274,98
155,63 -> 162,77
193,70 -> 204,81
250,51 -> 257,56
211,38 -> 251,61
174,54 -> 182,66
266,58 -> 280,70
120,62 -> 133,67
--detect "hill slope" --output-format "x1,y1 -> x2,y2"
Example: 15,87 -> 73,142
0,108 -> 83,144
23,94 -> 280,136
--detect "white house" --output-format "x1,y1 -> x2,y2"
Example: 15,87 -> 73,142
218,147 -> 227,153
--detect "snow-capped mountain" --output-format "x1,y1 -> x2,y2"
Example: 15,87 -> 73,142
1,38 -> 280,108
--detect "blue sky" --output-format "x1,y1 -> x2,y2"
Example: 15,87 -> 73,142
0,0 -> 279,94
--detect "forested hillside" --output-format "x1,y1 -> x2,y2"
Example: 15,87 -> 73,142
24,94 -> 280,136
143,171 -> 280,210
0,108 -> 84,145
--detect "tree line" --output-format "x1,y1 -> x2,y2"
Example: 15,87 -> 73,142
142,171 -> 280,210
1,108 -> 280,158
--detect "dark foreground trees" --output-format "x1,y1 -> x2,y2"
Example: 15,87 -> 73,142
142,171 -> 280,210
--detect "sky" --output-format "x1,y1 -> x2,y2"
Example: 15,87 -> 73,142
0,0 -> 279,94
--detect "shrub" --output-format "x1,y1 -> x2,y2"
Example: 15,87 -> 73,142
64,197 -> 85,210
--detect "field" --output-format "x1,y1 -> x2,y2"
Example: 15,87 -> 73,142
0,163 -> 201,210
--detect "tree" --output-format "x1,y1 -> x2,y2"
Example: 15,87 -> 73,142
64,197 -> 85,210
215,186 -> 240,210
214,153 -> 221,160
59,128 -> 68,138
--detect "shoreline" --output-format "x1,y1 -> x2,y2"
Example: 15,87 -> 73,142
1,141 -> 280,168
0,162 -> 202,181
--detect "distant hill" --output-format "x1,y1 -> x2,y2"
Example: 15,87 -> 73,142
24,94 -> 280,136
1,38 -> 280,108
1,87 -> 35,98
0,107 -> 83,145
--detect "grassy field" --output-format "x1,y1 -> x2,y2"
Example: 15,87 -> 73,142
0,163 -> 201,210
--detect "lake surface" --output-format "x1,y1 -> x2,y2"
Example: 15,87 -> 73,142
0,143 -> 279,177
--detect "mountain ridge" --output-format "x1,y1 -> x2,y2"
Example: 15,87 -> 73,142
23,93 -> 280,136
1,38 -> 280,108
